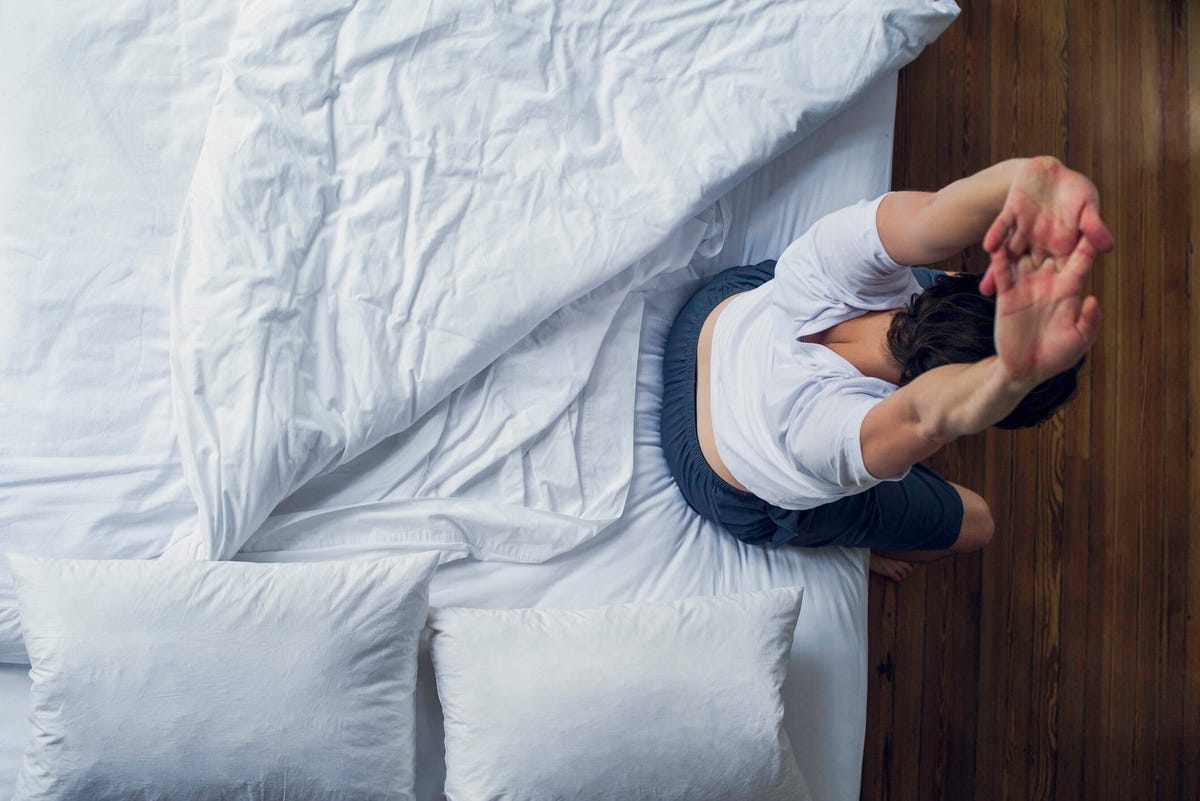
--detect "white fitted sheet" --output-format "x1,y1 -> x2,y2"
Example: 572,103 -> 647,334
0,71 -> 899,801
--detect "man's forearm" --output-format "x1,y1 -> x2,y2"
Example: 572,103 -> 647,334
915,159 -> 1029,253
877,158 -> 1030,265
859,355 -> 1040,479
905,355 -> 1039,444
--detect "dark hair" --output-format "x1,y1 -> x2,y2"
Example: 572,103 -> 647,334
884,272 -> 1082,430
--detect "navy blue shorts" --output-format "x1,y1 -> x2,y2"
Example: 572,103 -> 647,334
659,261 -> 963,551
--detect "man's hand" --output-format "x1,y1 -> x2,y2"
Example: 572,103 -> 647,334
990,241 -> 1102,386
860,226 -> 1101,469
980,156 -> 1113,296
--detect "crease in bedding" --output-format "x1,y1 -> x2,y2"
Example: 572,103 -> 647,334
238,207 -> 725,562
165,0 -> 958,565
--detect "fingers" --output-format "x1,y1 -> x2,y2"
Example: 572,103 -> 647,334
990,252 -> 1050,297
980,263 -> 996,296
983,209 -> 1015,254
1063,237 -> 1098,281
1007,227 -> 1029,259
990,250 -> 1014,295
1080,204 -> 1115,253
1076,295 -> 1102,344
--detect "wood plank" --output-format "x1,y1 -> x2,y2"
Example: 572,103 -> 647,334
999,1 -> 1050,797
1055,0 -> 1097,797
1031,414 -> 1065,801
1103,0 -> 1147,795
1130,4 -> 1168,799
975,5 -> 1021,799
864,576 -> 898,801
1027,2 -> 1069,799
1184,1 -> 1200,797
1155,2 -> 1191,798
1080,3 -> 1121,801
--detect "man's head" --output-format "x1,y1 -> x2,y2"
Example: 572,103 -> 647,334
884,271 -> 1082,429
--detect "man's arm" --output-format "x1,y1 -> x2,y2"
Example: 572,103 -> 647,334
873,159 -> 1029,266
858,355 -> 1037,479
860,239 -> 1104,480
855,158 -> 1111,479
874,156 -> 1114,271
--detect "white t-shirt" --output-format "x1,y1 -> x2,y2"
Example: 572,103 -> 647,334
708,194 -> 922,510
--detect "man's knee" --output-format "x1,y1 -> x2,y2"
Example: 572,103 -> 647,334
950,484 -> 994,553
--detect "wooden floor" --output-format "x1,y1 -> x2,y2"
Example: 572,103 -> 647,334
862,1 -> 1199,799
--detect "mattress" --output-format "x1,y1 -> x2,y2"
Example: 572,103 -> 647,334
0,70 -> 898,800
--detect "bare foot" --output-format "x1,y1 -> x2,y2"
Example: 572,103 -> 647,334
869,553 -> 915,583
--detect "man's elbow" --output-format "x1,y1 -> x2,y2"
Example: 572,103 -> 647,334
915,413 -> 951,450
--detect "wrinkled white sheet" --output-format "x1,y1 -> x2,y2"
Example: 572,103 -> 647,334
166,0 -> 958,564
239,211 -> 724,563
1,61 -> 906,800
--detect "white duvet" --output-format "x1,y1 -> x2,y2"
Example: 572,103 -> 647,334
166,0 -> 958,565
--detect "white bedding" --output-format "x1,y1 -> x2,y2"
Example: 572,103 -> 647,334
0,0 -> 956,798
0,0 -> 237,661
0,0 -> 956,661
0,71 -> 903,801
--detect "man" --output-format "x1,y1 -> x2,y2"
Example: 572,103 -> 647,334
660,157 -> 1112,580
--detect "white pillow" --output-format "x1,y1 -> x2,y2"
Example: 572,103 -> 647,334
7,552 -> 441,801
428,587 -> 811,801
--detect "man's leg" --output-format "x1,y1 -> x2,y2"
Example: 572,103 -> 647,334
782,463 -> 973,550
872,481 -> 994,578
776,462 -> 985,580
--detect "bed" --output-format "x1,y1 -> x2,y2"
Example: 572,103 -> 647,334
0,1 -> 957,799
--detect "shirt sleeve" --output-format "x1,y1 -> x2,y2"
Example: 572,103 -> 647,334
772,194 -> 920,338
782,373 -> 912,493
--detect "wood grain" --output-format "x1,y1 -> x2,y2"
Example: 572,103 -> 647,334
1185,0 -> 1200,796
863,1 -> 1200,798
